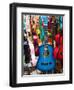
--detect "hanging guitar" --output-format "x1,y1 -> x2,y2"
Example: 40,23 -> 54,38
53,34 -> 63,63
36,23 -> 56,72
54,16 -> 63,59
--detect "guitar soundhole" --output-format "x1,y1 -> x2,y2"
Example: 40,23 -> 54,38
60,52 -> 62,55
43,51 -> 49,57
43,46 -> 50,57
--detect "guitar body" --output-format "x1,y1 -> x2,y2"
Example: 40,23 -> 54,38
36,44 -> 56,72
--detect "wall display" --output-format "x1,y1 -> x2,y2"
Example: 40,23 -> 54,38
10,3 -> 72,87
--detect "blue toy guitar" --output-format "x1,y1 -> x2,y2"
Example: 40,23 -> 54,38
36,29 -> 56,72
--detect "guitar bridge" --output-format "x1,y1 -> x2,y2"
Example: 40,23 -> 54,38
41,62 -> 52,65
41,62 -> 48,65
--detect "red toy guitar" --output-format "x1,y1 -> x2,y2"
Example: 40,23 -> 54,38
53,33 -> 63,63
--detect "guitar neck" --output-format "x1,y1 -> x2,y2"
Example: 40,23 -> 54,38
43,27 -> 48,45
51,22 -> 56,47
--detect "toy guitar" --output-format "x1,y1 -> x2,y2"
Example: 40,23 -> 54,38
24,15 -> 37,66
23,32 -> 31,64
53,34 -> 63,63
36,29 -> 56,72
57,16 -> 63,30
